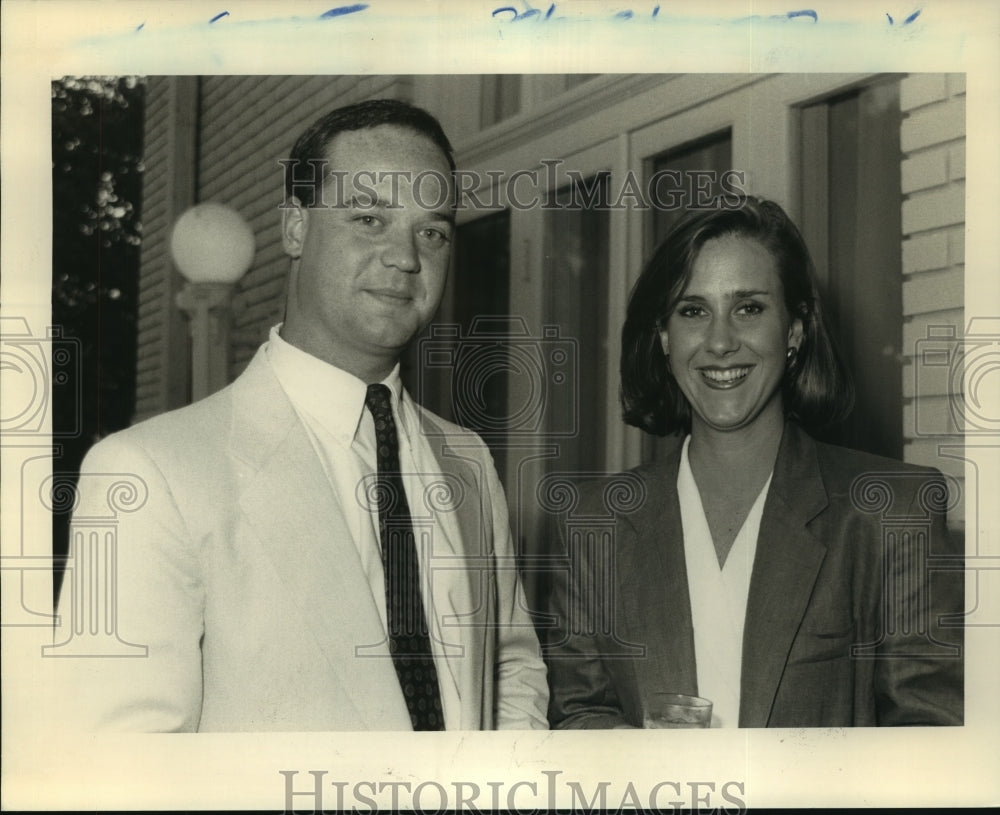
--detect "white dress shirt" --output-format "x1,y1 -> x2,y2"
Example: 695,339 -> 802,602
265,325 -> 462,728
677,435 -> 772,728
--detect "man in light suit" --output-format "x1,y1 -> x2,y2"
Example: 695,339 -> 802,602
52,99 -> 548,731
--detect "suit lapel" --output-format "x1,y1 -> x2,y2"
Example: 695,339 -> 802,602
740,424 -> 829,727
228,350 -> 408,729
620,446 -> 699,701
416,411 -> 488,730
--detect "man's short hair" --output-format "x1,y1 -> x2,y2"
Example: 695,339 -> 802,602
285,98 -> 455,207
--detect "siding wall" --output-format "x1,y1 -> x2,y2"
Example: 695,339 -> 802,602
899,73 -> 966,526
134,77 -> 198,421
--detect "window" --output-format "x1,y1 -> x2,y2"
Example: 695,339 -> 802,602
800,80 -> 904,458
648,129 -> 733,252
644,130 -> 734,461
542,173 -> 612,474
403,210 -> 512,475
480,75 -> 521,128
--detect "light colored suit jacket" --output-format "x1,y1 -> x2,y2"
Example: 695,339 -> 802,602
54,347 -> 548,731
545,423 -> 963,728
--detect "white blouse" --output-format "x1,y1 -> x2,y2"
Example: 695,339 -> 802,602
677,435 -> 773,728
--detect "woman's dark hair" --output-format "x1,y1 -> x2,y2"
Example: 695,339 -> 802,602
620,196 -> 854,435
285,98 -> 455,207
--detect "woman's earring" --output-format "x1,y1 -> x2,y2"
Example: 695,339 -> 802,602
786,346 -> 798,369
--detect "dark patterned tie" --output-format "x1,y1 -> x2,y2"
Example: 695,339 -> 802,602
364,384 -> 444,731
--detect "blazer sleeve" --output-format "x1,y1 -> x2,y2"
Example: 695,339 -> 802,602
544,489 -> 634,729
51,432 -> 205,732
873,469 -> 964,725
483,456 -> 550,729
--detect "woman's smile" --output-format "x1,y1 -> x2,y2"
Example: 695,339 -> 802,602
698,365 -> 754,387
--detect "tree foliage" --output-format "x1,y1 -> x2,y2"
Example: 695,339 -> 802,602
52,75 -> 145,440
51,76 -> 146,572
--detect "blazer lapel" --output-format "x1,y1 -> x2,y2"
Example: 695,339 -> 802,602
740,423 -> 829,727
228,350 -> 407,729
620,445 -> 699,702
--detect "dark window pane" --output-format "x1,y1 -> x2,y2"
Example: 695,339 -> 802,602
405,210 -> 512,474
543,173 -> 611,474
800,80 -> 904,458
481,75 -> 522,128
643,130 -> 733,462
649,129 -> 733,251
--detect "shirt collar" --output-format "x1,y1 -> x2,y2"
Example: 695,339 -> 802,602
265,324 -> 411,448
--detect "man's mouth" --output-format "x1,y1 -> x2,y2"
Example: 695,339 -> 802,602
366,289 -> 412,304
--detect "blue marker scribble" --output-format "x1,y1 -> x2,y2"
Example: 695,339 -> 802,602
905,8 -> 922,24
493,2 -> 560,21
209,11 -> 229,24
652,5 -> 660,17
615,10 -> 634,19
492,6 -> 541,21
787,9 -> 817,22
320,3 -> 369,18
136,22 -> 145,31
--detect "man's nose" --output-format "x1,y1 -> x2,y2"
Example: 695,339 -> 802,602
381,229 -> 420,273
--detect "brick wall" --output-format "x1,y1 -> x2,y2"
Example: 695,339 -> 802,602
899,73 -> 966,527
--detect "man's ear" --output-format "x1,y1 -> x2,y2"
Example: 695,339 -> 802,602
281,196 -> 308,259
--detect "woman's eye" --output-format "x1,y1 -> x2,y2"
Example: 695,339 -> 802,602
677,305 -> 706,318
737,302 -> 764,316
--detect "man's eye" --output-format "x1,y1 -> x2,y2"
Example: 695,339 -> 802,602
421,227 -> 451,244
354,215 -> 380,227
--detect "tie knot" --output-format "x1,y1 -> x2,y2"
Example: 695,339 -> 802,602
365,383 -> 393,420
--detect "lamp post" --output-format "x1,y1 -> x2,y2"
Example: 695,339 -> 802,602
169,202 -> 255,403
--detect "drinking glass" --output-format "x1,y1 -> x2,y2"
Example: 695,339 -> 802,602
643,693 -> 713,728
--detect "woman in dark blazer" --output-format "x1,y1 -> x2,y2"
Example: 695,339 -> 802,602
545,197 -> 963,728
